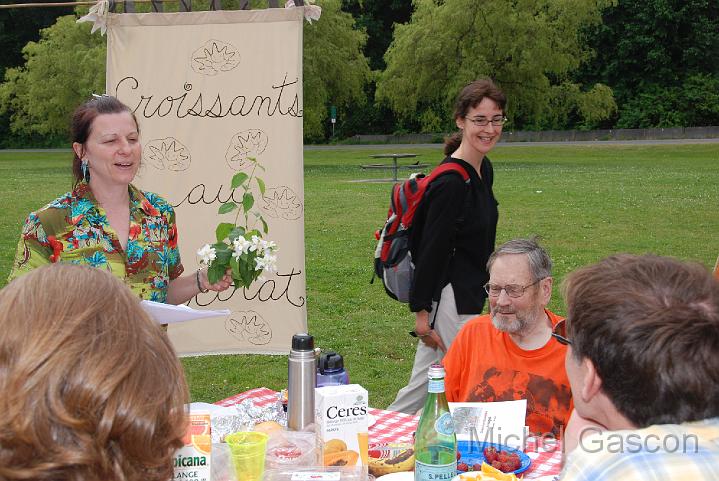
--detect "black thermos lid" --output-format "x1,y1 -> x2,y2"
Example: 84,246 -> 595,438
291,333 -> 314,351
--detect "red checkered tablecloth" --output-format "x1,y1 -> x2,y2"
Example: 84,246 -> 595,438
216,388 -> 562,480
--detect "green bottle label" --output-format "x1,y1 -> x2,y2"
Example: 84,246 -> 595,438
415,460 -> 457,481
434,412 -> 455,436
428,379 -> 444,393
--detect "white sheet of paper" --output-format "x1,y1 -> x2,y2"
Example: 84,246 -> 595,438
141,300 -> 230,325
449,400 -> 527,449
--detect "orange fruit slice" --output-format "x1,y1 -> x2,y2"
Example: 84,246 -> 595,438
192,434 -> 212,455
480,462 -> 517,481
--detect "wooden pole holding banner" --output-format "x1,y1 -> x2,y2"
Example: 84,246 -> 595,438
0,1 -> 98,7
0,0 -> 302,8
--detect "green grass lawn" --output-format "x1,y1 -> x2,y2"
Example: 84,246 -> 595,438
1,143 -> 717,408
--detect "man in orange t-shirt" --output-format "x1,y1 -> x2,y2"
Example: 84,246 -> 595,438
444,238 -> 572,438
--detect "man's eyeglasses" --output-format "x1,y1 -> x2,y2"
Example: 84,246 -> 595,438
483,278 -> 541,298
551,319 -> 572,345
467,115 -> 507,127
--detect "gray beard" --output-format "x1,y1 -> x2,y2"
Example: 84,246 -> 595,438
491,313 -> 527,335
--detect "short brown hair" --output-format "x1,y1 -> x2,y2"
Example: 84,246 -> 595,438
562,254 -> 719,427
444,78 -> 507,155
0,264 -> 188,481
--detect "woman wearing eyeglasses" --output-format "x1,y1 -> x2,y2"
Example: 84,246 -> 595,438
387,79 -> 505,414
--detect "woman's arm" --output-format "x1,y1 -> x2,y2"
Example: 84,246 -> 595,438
414,310 -> 447,352
165,267 -> 233,305
409,174 -> 467,313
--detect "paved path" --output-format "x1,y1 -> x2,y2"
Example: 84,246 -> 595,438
2,138 -> 717,153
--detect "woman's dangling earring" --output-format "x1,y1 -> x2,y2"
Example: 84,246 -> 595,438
81,158 -> 90,182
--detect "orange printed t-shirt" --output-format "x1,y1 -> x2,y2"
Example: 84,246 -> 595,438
443,309 -> 572,438
714,256 -> 719,280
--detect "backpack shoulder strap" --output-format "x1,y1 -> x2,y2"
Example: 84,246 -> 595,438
425,161 -> 470,184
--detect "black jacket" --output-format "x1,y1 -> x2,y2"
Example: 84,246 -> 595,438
409,156 -> 499,314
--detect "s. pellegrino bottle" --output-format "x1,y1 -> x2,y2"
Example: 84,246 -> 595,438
414,364 -> 457,481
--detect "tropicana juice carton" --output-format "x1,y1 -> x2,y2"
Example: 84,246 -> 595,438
315,384 -> 369,467
173,411 -> 211,481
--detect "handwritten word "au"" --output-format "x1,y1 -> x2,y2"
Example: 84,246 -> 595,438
172,183 -> 246,208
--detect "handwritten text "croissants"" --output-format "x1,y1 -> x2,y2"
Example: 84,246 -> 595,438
114,74 -> 302,119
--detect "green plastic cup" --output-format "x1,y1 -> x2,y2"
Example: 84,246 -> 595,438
225,431 -> 269,481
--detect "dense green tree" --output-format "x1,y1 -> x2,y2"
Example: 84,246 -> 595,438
341,0 -> 412,71
575,0 -> 719,127
303,0 -> 372,141
0,16 -> 105,138
0,1 -> 74,77
0,1 -> 371,143
0,1 -> 75,147
333,0 -> 412,137
376,0 -> 617,131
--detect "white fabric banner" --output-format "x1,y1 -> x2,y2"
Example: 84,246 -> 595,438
106,8 -> 307,355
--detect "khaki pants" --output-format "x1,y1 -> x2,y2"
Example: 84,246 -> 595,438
387,284 -> 477,414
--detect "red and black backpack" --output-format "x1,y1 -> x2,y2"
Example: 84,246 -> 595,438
372,163 -> 470,302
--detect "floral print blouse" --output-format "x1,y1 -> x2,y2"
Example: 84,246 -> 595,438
8,181 -> 184,302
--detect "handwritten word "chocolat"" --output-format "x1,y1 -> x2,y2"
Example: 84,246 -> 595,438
192,268 -> 305,308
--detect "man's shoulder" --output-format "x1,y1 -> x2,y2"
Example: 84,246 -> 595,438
447,314 -> 496,356
546,309 -> 564,325
563,421 -> 719,481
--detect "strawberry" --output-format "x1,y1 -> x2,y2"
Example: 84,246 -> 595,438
472,463 -> 482,471
500,462 -> 514,473
497,452 -> 509,463
457,463 -> 469,472
456,451 -> 462,461
483,446 -> 498,463
491,460 -> 503,470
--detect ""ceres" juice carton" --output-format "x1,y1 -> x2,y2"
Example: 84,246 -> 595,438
174,412 -> 212,481
315,384 -> 369,467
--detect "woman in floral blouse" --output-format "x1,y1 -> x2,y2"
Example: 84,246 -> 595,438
8,95 -> 232,304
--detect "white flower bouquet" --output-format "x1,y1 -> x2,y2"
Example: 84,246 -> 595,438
197,158 -> 278,288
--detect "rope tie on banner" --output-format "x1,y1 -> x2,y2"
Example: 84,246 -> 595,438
284,0 -> 321,23
77,0 -> 110,35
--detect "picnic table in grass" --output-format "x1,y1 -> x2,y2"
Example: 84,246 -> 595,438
361,153 -> 429,182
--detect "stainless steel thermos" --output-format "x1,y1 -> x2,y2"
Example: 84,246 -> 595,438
287,333 -> 316,430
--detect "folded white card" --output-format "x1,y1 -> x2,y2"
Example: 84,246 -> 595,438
449,400 -> 527,449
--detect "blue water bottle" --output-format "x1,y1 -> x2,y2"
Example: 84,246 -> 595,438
316,350 -> 350,387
